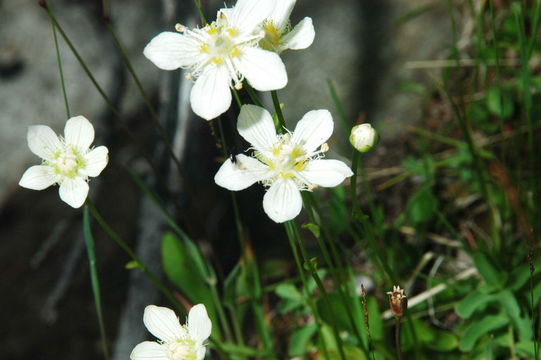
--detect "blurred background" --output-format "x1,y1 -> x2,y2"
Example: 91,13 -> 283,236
0,0 -> 454,358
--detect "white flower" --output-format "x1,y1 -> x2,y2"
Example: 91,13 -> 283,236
260,0 -> 315,53
130,304 -> 212,360
18,116 -> 108,208
214,105 -> 353,223
144,0 -> 288,120
349,123 -> 378,153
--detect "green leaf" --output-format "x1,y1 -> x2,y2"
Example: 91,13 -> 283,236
125,260 -> 141,270
317,292 -> 355,333
367,296 -> 384,341
275,283 -> 303,302
302,223 -> 321,238
289,324 -> 317,357
486,86 -> 514,118
455,290 -> 494,318
401,317 -> 436,350
317,347 -> 367,360
459,315 -> 508,351
516,341 -> 536,357
407,187 -> 437,224
220,343 -> 271,357
426,330 -> 458,351
473,252 -> 503,288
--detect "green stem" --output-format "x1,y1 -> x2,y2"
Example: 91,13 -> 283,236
86,201 -> 183,311
193,0 -> 207,25
49,15 -> 70,118
350,151 -> 360,214
271,90 -> 286,131
244,83 -> 263,107
83,206 -> 110,360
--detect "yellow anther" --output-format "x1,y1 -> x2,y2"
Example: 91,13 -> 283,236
230,47 -> 241,57
185,73 -> 193,81
234,82 -> 243,90
227,28 -> 237,37
175,23 -> 186,32
207,27 -> 218,35
200,44 -> 209,53
320,143 -> 329,152
212,57 -> 224,65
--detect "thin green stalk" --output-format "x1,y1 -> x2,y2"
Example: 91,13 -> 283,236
271,90 -> 286,131
283,221 -> 331,360
350,151 -> 360,214
244,83 -> 263,107
527,0 -> 541,60
289,221 -> 348,360
86,201 -> 183,311
83,206 -> 110,360
193,0 -> 207,25
104,22 -> 185,178
327,79 -> 349,130
50,19 -> 70,117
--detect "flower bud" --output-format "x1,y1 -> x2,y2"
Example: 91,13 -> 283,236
349,123 -> 378,153
387,285 -> 407,318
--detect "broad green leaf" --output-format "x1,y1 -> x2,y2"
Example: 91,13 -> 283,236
367,296 -> 384,341
401,317 -> 436,350
407,187 -> 437,224
426,330 -> 459,351
275,283 -> 303,302
317,292 -> 355,333
289,324 -> 317,357
516,341 -> 536,358
486,86 -> 514,118
455,290 -> 494,318
459,315 -> 508,351
317,346 -> 367,360
473,252 -> 503,288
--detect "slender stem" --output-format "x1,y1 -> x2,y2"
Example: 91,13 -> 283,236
86,201 -> 183,311
83,206 -> 110,360
244,82 -> 264,107
350,151 -> 360,214
192,0 -> 207,25
395,317 -> 403,360
327,79 -> 349,130
49,16 -> 70,118
271,90 -> 286,131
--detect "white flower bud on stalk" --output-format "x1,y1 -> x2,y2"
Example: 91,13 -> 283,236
349,123 -> 378,153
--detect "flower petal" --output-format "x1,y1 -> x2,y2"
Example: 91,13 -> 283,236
27,125 -> 61,161
215,154 -> 271,191
82,146 -> 109,177
143,31 -> 200,70
188,304 -> 212,343
291,109 -> 333,153
19,165 -> 57,190
130,341 -> 168,360
228,0 -> 274,32
237,104 -> 277,153
64,116 -> 95,150
190,65 -> 232,120
58,178 -> 89,208
263,179 -> 302,223
234,47 -> 287,91
269,0 -> 296,30
298,159 -> 353,187
143,305 -> 186,342
282,17 -> 315,50
196,346 -> 207,360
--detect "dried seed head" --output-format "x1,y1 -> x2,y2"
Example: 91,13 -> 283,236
387,285 -> 407,318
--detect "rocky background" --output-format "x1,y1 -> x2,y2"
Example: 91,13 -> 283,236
0,0 -> 449,358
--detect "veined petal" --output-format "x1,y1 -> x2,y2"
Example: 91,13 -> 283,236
196,346 -> 207,360
27,125 -> 61,161
237,105 -> 276,153
190,65 -> 232,120
58,177 -> 89,208
292,109 -> 333,153
214,154 -> 271,191
298,159 -> 353,187
130,341 -> 168,360
228,0 -> 275,32
234,47 -> 287,91
263,179 -> 302,223
143,31 -> 200,70
82,146 -> 109,177
19,165 -> 57,190
188,304 -> 212,343
143,305 -> 186,342
282,17 -> 315,50
270,0 -> 296,30
64,116 -> 95,150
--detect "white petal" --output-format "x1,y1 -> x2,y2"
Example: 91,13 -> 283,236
291,109 -> 333,153
58,177 -> 89,208
263,179 -> 302,223
215,154 -> 271,191
143,31 -> 200,70
190,66 -> 232,120
196,346 -> 207,360
64,116 -> 95,150
82,146 -> 109,177
270,0 -> 296,30
188,304 -> 212,343
228,0 -> 275,32
234,47 -> 287,91
237,104 -> 277,153
27,125 -> 61,161
130,341 -> 168,360
19,165 -> 57,190
298,159 -> 353,187
282,17 -> 315,50
143,305 -> 186,342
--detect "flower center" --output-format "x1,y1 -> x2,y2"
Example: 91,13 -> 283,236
260,20 -> 282,51
261,134 -> 307,179
200,24 -> 241,65
165,338 -> 197,360
52,146 -> 85,178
